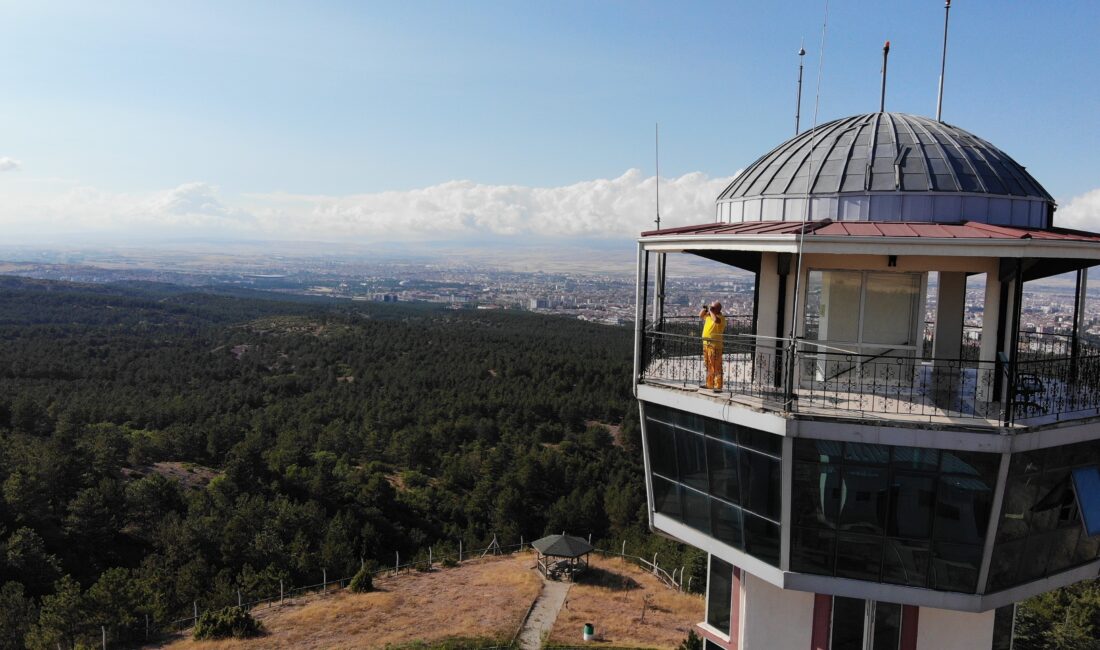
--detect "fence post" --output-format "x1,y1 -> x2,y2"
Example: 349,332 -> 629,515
323,568 -> 327,592
280,579 -> 284,603
652,553 -> 658,574
429,547 -> 433,568
680,566 -> 685,591
102,625 -> 106,650
688,576 -> 694,592
588,532 -> 592,544
237,589 -> 242,608
459,540 -> 463,563
395,551 -> 399,575
145,613 -> 149,640
621,540 -> 626,558
193,601 -> 198,622
520,535 -> 524,550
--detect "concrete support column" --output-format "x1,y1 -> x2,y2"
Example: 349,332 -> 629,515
755,253 -> 780,384
977,270 -> 1002,403
739,572 -> 814,649
914,609 -> 995,650
933,272 -> 966,361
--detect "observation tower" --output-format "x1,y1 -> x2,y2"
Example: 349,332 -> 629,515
633,112 -> 1100,649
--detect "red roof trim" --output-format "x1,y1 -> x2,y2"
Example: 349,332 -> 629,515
641,220 -> 1100,243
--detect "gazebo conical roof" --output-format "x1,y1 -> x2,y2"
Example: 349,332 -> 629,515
531,534 -> 593,558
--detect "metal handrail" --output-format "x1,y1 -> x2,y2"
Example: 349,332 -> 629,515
641,329 -> 1100,427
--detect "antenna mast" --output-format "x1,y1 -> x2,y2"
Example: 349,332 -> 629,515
795,41 -> 806,135
936,0 -> 951,121
879,40 -> 890,112
654,123 -> 661,230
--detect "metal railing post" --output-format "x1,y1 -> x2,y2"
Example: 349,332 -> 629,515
783,338 -> 798,411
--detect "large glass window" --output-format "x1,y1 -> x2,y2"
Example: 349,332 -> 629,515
871,602 -> 901,650
791,438 -> 999,593
1072,466 -> 1100,536
831,598 -> 903,650
646,419 -> 678,478
706,556 -> 734,634
988,441 -> 1100,592
991,605 -> 1016,650
804,270 -> 922,356
644,403 -> 783,567
830,597 -> 867,650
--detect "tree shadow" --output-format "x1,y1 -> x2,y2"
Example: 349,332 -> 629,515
576,565 -> 641,591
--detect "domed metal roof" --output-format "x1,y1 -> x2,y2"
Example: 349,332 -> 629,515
715,112 -> 1055,228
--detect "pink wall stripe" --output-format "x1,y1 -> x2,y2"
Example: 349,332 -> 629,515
900,605 -> 919,650
810,594 -> 831,650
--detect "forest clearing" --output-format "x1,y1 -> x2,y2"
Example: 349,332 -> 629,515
154,552 -> 700,649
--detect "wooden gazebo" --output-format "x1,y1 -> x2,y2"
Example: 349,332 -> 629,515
531,534 -> 593,581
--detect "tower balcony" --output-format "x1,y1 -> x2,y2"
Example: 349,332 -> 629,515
634,219 -> 1100,433
641,328 -> 1100,428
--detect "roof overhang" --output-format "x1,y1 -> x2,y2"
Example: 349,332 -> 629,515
642,234 -> 1100,260
639,220 -> 1100,269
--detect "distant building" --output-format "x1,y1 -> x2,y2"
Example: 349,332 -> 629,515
634,112 -> 1100,650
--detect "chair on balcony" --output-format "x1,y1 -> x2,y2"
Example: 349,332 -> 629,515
1014,373 -> 1047,414
999,352 -> 1047,415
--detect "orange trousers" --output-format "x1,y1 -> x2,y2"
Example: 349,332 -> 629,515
704,345 -> 723,389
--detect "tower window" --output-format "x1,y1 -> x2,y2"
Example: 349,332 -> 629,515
831,597 -> 902,650
706,556 -> 734,634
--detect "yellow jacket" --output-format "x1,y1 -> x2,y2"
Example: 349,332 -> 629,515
701,313 -> 725,346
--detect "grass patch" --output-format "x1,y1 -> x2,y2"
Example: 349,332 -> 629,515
384,637 -> 514,650
162,554 -> 540,649
548,555 -> 702,649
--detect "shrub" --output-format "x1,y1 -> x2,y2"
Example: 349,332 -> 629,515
441,556 -> 459,568
347,565 -> 374,593
676,630 -> 702,650
193,606 -> 262,640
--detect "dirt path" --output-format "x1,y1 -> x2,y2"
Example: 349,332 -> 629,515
517,577 -> 572,650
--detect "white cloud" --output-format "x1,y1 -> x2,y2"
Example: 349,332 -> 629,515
0,157 -> 22,172
1055,188 -> 1100,231
142,182 -> 251,225
246,169 -> 733,240
0,170 -> 735,242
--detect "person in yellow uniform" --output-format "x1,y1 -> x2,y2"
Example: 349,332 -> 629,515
700,301 -> 725,391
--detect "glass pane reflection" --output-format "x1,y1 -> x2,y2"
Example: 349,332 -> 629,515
791,438 -> 998,593
706,556 -> 733,633
644,405 -> 783,568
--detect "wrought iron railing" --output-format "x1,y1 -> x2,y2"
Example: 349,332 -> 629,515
653,314 -> 754,338
918,322 -> 1099,363
640,329 -> 1100,427
1011,353 -> 1100,421
642,330 -> 784,403
795,347 -> 1000,421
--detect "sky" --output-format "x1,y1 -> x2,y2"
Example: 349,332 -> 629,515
0,1 -> 1097,246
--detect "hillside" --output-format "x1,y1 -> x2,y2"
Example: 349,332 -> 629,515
0,277 -> 704,649
156,552 -> 701,649
159,555 -> 542,649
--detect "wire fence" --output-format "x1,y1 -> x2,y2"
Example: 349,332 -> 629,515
164,535 -> 699,637
166,535 -> 522,633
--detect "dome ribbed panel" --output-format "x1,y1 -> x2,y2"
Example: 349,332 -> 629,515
717,113 -> 1053,204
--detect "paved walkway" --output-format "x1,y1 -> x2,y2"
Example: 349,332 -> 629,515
517,576 -> 572,650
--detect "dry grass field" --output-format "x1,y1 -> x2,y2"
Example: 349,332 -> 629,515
548,555 -> 702,648
157,553 -> 541,650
